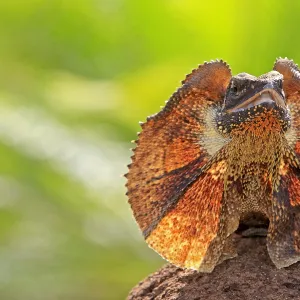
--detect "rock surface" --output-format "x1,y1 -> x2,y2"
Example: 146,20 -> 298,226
128,237 -> 300,300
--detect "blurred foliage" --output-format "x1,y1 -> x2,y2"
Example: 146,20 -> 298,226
0,1 -> 300,299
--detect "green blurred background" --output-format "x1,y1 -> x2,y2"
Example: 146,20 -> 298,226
0,1 -> 299,299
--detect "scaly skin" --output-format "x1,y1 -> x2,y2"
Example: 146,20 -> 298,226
126,58 -> 300,272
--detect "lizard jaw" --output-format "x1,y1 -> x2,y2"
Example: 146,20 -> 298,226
228,89 -> 286,113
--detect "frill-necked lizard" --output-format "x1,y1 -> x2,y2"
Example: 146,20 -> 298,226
125,58 -> 300,272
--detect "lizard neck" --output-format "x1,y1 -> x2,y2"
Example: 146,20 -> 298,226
223,131 -> 285,217
226,110 -> 286,165
228,130 -> 284,165
223,130 -> 285,195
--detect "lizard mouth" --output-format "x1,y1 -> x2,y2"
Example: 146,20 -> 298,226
228,89 -> 286,113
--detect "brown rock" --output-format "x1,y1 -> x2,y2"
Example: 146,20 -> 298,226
128,237 -> 300,300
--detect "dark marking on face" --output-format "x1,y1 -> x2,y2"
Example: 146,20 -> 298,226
215,71 -> 291,135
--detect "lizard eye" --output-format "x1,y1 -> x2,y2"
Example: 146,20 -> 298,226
231,83 -> 238,94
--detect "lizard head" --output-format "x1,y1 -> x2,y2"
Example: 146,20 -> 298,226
216,71 -> 291,136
